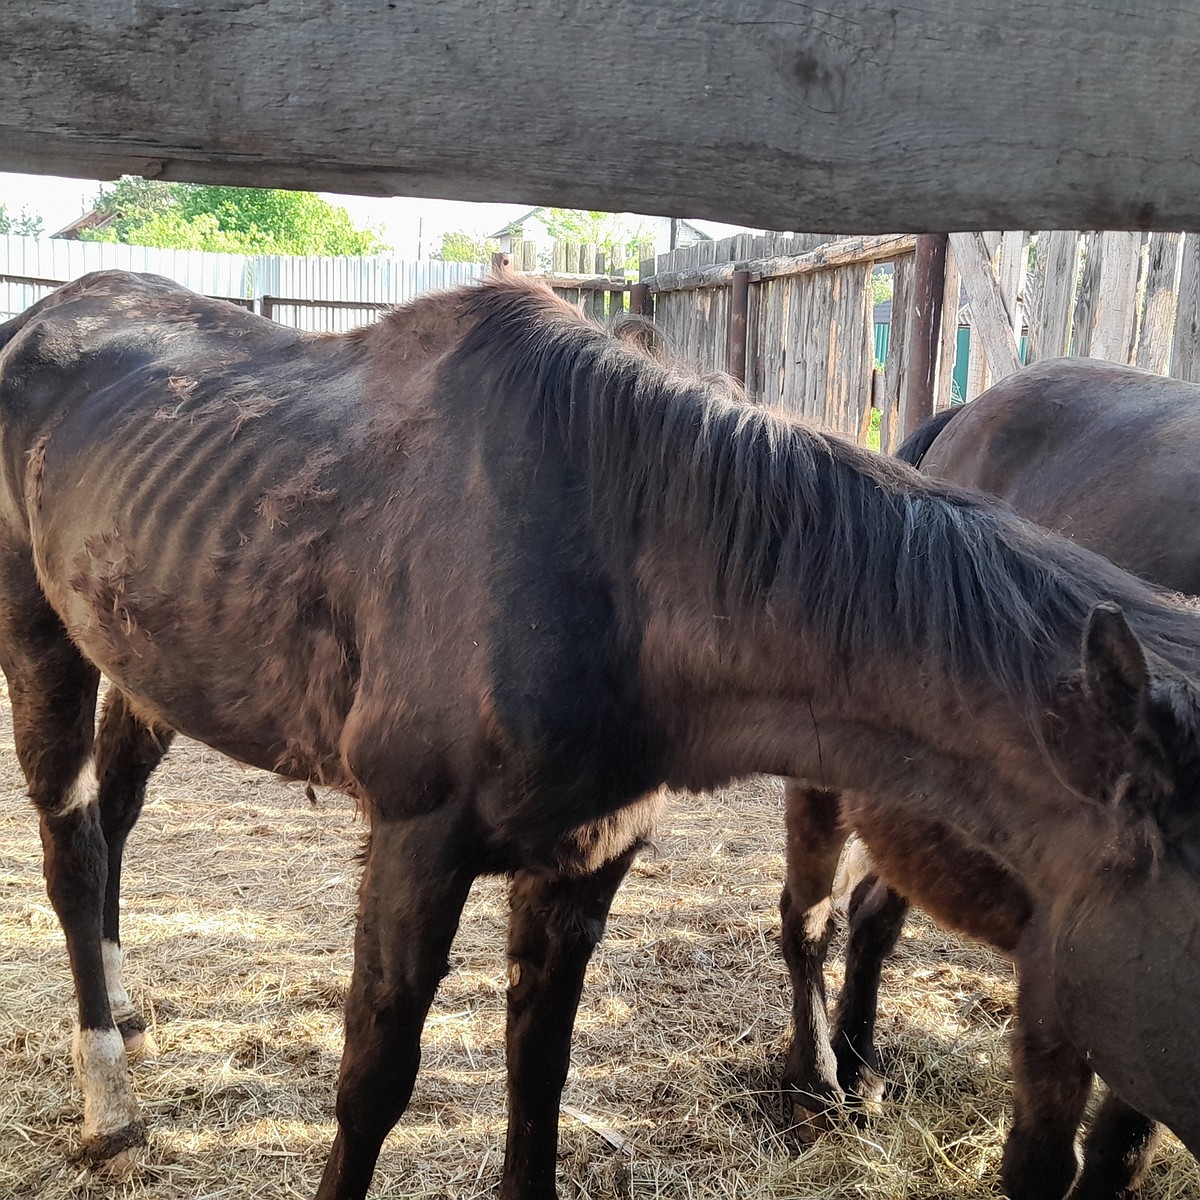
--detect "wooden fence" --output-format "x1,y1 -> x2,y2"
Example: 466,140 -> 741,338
627,231 -> 935,450
949,230 -> 1200,400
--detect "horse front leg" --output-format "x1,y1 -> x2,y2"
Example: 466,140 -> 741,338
1070,1092 -> 1161,1200
831,873 -> 908,1109
315,809 -> 477,1200
1001,941 -> 1093,1200
94,689 -> 174,1059
1,615 -> 146,1169
500,843 -> 642,1200
778,783 -> 849,1139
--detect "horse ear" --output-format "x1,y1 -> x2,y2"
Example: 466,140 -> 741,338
1081,602 -> 1149,735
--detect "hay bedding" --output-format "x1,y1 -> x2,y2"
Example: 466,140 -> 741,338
0,691 -> 1197,1199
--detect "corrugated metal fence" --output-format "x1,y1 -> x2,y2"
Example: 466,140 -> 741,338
0,235 -> 487,328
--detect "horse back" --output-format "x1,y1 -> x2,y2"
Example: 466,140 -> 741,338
919,358 -> 1200,594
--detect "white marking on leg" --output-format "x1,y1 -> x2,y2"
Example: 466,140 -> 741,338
54,758 -> 98,817
832,836 -> 874,914
101,940 -> 133,1020
72,1027 -> 140,1142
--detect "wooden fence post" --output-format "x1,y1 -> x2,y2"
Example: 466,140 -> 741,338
491,250 -> 511,275
726,268 -> 750,385
900,233 -> 948,441
629,282 -> 651,317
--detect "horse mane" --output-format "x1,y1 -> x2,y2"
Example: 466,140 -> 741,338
445,277 -> 1200,709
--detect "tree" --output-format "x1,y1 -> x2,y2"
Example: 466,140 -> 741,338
0,204 -> 44,237
81,178 -> 388,255
430,230 -> 499,264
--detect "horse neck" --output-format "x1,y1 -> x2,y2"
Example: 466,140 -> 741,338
634,580 -> 1116,892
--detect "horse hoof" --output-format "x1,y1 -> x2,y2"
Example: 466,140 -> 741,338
790,1102 -> 835,1144
843,1066 -> 886,1115
76,1121 -> 147,1176
117,1016 -> 157,1062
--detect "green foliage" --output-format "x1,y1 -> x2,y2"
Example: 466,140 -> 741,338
81,178 -> 387,256
431,230 -> 500,263
0,204 -> 44,237
871,266 -> 894,307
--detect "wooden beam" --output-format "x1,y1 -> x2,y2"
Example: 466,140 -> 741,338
4,3 -> 1200,231
647,234 -> 917,293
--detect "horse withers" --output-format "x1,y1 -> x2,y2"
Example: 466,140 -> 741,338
3,278 -> 1200,1200
781,358 -> 1200,1197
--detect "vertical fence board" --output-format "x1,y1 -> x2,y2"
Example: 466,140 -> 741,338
1171,233 -> 1200,381
1084,230 -> 1142,362
881,254 -> 914,453
1027,230 -> 1079,361
1136,231 -> 1183,373
935,238 -> 962,407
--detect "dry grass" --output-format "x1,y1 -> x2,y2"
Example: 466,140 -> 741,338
0,695 -> 1197,1199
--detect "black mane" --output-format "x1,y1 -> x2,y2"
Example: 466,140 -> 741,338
455,279 -> 1200,706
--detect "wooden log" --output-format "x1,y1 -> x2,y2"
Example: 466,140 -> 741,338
950,231 -> 1024,385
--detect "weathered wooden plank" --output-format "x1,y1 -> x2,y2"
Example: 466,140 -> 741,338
1136,231 -> 1182,373
7,3 -> 1200,231
950,231 -> 1024,385
1026,231 -> 1079,361
1171,233 -> 1200,382
880,254 -> 914,453
934,238 -> 962,407
646,234 -> 918,294
1083,231 -> 1142,362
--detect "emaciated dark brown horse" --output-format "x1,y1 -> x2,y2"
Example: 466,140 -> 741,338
3,277 -> 1200,1200
781,357 -> 1200,1198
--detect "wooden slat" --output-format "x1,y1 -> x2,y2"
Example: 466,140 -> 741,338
950,231 -> 1023,386
935,237 -> 962,407
1026,230 -> 1079,361
880,254 -> 915,453
1171,233 -> 1200,382
1136,231 -> 1183,373
1083,231 -> 1142,362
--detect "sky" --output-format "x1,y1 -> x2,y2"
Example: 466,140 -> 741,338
0,172 -> 755,258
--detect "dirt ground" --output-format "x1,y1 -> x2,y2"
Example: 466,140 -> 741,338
0,690 -> 1197,1199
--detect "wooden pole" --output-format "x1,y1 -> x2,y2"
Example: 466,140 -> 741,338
727,269 -> 750,385
901,233 -> 948,441
629,283 -> 651,317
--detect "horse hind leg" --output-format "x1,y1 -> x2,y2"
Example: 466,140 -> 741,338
830,873 -> 909,1111
1070,1093 -> 1161,1200
0,572 -> 145,1169
94,688 -> 174,1059
778,783 -> 849,1140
